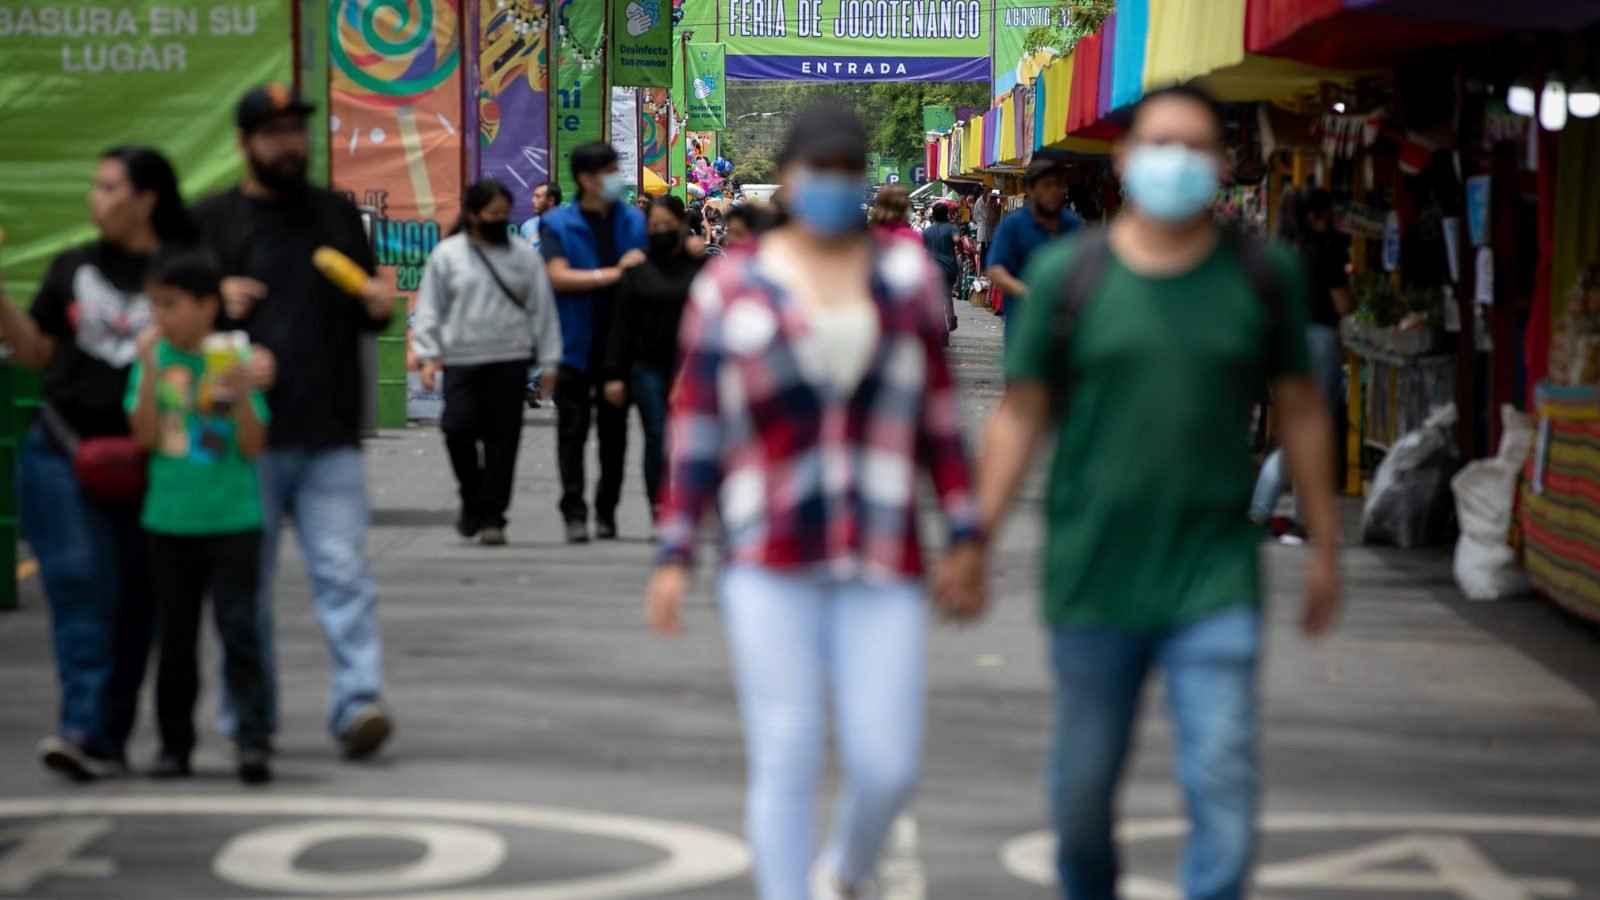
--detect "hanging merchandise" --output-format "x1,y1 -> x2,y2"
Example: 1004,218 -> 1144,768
1475,247 -> 1496,305
1383,210 -> 1402,272
1465,174 -> 1491,246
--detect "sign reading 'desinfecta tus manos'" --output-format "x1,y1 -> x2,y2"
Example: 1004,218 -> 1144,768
722,0 -> 990,82
0,0 -> 292,296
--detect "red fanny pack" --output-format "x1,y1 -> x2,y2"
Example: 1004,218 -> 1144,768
40,405 -> 147,504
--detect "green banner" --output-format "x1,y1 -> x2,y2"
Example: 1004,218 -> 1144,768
611,0 -> 672,88
994,0 -> 1069,101
685,43 -> 725,130
0,0 -> 292,296
553,0 -> 605,199
923,105 -> 957,134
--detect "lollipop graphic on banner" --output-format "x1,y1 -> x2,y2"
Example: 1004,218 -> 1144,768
331,0 -> 462,217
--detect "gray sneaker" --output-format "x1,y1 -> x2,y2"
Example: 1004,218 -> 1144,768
341,705 -> 393,760
38,736 -> 105,782
480,527 -> 507,546
565,521 -> 589,544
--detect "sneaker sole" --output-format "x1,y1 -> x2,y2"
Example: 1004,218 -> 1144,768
342,711 -> 393,760
40,746 -> 100,783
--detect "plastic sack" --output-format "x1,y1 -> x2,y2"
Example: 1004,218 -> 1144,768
1451,405 -> 1536,601
1362,403 -> 1463,548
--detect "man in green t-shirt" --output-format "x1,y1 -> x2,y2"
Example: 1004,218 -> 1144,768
970,86 -> 1341,899
127,250 -> 273,785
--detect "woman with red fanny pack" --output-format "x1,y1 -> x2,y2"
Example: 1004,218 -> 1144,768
0,146 -> 197,781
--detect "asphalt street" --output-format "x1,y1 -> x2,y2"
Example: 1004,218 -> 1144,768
2,298 -> 1599,899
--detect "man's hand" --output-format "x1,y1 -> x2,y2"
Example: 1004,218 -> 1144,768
242,344 -> 276,391
935,541 -> 989,622
421,360 -> 443,393
540,371 -> 557,401
359,279 -> 395,320
1302,550 -> 1341,638
619,249 -> 648,269
604,380 -> 628,408
221,277 -> 268,321
647,564 -> 690,637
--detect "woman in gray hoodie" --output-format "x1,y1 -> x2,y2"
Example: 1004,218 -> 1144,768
413,179 -> 563,546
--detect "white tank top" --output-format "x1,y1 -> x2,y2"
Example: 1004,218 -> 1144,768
798,299 -> 880,396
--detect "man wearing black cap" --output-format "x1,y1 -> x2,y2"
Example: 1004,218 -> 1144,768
985,157 -> 1083,343
191,84 -> 395,761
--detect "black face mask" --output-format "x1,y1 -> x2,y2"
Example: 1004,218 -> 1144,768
648,231 -> 682,257
475,219 -> 511,245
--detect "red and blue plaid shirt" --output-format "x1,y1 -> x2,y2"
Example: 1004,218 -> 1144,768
657,236 -> 980,580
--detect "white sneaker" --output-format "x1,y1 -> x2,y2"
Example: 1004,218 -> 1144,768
810,865 -> 877,900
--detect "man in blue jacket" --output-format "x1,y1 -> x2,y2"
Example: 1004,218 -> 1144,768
540,143 -> 648,543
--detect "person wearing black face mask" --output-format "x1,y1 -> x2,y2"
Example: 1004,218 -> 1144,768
413,179 -> 563,546
602,195 -> 703,519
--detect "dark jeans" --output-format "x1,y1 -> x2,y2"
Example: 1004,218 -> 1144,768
443,359 -> 530,529
630,365 -> 670,514
149,531 -> 269,755
555,364 -> 627,526
18,425 -> 151,762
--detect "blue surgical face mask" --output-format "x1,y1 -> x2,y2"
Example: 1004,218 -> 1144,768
1121,144 -> 1220,225
601,170 -> 627,203
790,169 -> 867,238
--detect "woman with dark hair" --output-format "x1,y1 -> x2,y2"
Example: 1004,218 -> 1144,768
602,195 -> 703,520
0,146 -> 195,780
413,178 -> 562,545
647,104 -> 986,900
868,184 -> 915,240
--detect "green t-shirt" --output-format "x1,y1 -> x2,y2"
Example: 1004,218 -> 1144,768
1005,234 -> 1311,629
125,340 -> 269,536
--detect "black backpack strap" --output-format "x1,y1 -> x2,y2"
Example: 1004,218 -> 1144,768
1223,229 -> 1289,372
1049,227 -> 1113,414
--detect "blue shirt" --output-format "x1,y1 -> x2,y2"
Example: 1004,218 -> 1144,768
519,215 -> 541,251
987,203 -> 1084,315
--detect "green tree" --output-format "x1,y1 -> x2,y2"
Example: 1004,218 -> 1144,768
1023,0 -> 1115,54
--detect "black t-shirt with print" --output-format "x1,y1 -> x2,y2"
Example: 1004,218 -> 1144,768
30,242 -> 153,438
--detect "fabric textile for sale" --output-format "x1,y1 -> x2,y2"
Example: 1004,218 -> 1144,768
1522,415 -> 1600,623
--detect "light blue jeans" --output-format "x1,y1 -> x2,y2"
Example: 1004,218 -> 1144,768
220,446 -> 384,740
720,566 -> 927,900
1050,605 -> 1262,900
1251,323 -> 1344,521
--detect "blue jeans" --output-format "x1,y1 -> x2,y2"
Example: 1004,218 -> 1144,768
630,365 -> 669,513
720,566 -> 926,900
1250,324 -> 1343,521
220,446 -> 384,740
1049,605 -> 1261,900
19,425 -> 152,761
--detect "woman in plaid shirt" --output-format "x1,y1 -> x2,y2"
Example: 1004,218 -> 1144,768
647,105 -> 988,900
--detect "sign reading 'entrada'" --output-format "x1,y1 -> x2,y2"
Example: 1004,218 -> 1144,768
721,0 -> 991,83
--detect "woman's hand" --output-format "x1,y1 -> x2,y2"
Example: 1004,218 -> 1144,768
604,380 -> 628,408
647,564 -> 690,637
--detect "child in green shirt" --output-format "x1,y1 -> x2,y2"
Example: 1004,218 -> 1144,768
127,250 -> 272,784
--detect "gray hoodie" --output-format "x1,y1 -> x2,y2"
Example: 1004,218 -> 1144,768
411,233 -> 562,367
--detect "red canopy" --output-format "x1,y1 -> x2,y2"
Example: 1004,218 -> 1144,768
1244,0 -> 1494,69
1068,32 -> 1123,141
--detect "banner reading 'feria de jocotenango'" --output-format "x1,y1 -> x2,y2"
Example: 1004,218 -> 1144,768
722,0 -> 990,83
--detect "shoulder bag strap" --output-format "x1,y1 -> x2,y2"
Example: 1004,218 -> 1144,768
467,241 -> 526,311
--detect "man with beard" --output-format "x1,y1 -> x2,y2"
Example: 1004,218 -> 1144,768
191,84 -> 395,760
985,158 -> 1084,344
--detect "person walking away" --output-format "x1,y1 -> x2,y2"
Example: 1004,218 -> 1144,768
921,202 -> 962,334
0,146 -> 197,780
126,250 -> 274,784
193,84 -> 396,759
647,104 -> 987,900
602,196 -> 703,521
974,86 -> 1342,900
1250,188 -> 1352,535
414,179 -> 562,546
973,189 -> 995,266
985,158 -> 1084,344
539,143 -> 647,544
868,185 -> 917,242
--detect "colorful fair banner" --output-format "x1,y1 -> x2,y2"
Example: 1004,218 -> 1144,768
685,43 -> 725,129
641,88 -> 672,195
611,0 -> 672,88
0,0 -> 292,294
472,0 -> 550,224
611,86 -> 641,191
553,0 -> 604,199
723,0 -> 990,83
330,0 -> 463,298
993,0 -> 1069,101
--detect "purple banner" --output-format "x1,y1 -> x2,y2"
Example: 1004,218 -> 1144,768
726,55 -> 989,83
471,0 -> 550,225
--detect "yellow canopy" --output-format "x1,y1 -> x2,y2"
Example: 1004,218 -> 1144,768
641,167 -> 669,195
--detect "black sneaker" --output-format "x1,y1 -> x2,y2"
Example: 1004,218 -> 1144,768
150,751 -> 192,780
565,521 -> 590,544
456,513 -> 480,539
341,704 -> 393,760
595,519 -> 618,541
525,387 -> 542,409
37,736 -> 105,782
237,748 -> 273,784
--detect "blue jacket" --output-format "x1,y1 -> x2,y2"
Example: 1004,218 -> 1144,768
541,200 -> 648,372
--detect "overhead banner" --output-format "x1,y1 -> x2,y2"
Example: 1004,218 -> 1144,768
0,0 -> 292,294
685,43 -> 725,129
611,86 -> 641,191
994,1 -> 1068,101
472,0 -> 550,224
330,0 -> 463,298
723,0 -> 990,83
553,0 -> 604,199
611,0 -> 673,87
641,88 -> 672,195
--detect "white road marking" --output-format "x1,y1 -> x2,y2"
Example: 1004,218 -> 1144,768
212,819 -> 508,895
0,795 -> 750,899
0,819 -> 116,891
877,814 -> 925,900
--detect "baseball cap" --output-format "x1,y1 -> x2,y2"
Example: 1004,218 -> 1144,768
778,103 -> 869,167
1025,156 -> 1067,185
237,83 -> 314,133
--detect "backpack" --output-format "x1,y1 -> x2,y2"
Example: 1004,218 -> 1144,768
1049,227 -> 1288,412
